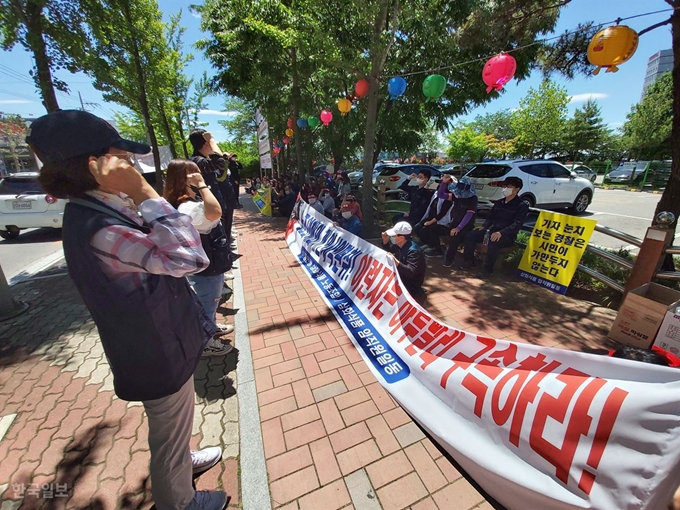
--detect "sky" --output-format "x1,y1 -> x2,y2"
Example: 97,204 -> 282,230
0,0 -> 673,142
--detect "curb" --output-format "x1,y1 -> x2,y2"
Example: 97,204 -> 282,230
8,250 -> 65,286
596,185 -> 663,194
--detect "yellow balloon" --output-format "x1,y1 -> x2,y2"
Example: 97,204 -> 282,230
337,98 -> 352,116
587,25 -> 638,75
285,128 -> 294,137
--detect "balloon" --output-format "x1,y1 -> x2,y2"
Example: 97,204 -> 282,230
283,137 -> 290,145
320,110 -> 333,126
285,128 -> 294,137
297,118 -> 307,129
337,98 -> 352,116
308,116 -> 320,129
422,74 -> 447,102
587,25 -> 638,75
387,77 -> 407,99
287,118 -> 294,128
355,79 -> 370,98
482,54 -> 517,93
273,138 -> 278,145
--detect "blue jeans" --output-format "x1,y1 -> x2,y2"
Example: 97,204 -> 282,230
187,273 -> 223,326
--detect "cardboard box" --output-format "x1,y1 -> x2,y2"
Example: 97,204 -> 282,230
608,283 -> 680,349
653,308 -> 680,355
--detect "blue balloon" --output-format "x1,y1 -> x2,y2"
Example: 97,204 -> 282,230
387,77 -> 407,99
296,118 -> 308,129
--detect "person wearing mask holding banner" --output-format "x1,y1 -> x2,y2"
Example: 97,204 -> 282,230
28,110 -> 228,510
459,176 -> 528,276
381,221 -> 427,296
336,202 -> 363,237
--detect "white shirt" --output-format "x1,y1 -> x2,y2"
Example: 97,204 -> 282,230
178,201 -> 220,234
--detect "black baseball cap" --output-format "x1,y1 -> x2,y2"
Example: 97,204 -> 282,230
26,110 -> 150,163
500,176 -> 523,189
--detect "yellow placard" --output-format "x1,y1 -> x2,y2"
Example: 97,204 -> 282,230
517,211 -> 597,294
252,187 -> 272,216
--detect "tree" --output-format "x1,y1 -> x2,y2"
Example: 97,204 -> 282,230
511,80 -> 569,158
469,110 -> 517,142
562,99 -> 610,160
0,112 -> 29,172
0,0 -> 89,112
622,72 -> 672,161
447,125 -> 489,162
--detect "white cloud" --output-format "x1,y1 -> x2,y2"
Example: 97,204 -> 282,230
198,109 -> 238,116
0,99 -> 32,105
569,93 -> 608,104
190,11 -> 201,19
608,121 -> 624,129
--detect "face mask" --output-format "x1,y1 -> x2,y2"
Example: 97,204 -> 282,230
286,190 -> 292,195
309,198 -> 317,204
341,211 -> 352,219
320,193 -> 326,199
502,187 -> 513,197
417,178 -> 427,186
389,236 -> 396,244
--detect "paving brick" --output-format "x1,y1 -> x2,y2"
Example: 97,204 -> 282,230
280,341 -> 299,361
25,426 -> 57,463
281,405 -> 320,432
384,406 -> 411,430
436,457 -> 463,483
314,347 -> 345,362
340,343 -> 364,364
284,420 -> 326,450
312,381 -> 347,402
293,334 -> 322,349
309,437 -> 342,485
359,370 -> 378,386
337,364 -> 363,391
296,341 -> 326,357
410,496 -> 439,510
376,471 -> 428,510
422,438 -> 443,460
365,382 -> 396,413
266,445 -> 313,481
336,439 -> 382,476
334,387 -> 370,411
317,398 -> 345,434
298,479 -> 351,510
270,358 -> 302,376
253,352 -> 285,370
352,361 -> 370,375
329,422 -> 371,453
340,400 -> 380,427
365,450 -> 414,489
255,367 -> 274,392
291,379 -> 315,408
366,415 -> 401,456
102,436 -> 135,481
431,477 -> 485,510
272,367 -> 306,387
318,355 -> 350,373
393,422 -> 426,448
258,385 -> 294,407
270,465 -> 319,507
404,442 -> 447,493
222,457 -> 240,506
308,369 -> 342,390
300,354 -> 321,378
252,345 -> 282,360
68,462 -> 105,507
262,418 -> 286,459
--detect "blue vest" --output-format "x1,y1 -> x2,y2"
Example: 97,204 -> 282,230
62,197 -> 206,401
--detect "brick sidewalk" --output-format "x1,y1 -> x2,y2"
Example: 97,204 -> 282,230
233,199 -> 617,510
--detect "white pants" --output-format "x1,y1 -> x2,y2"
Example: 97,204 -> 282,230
143,376 -> 195,510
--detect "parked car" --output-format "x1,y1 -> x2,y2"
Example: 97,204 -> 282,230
372,164 -> 440,190
604,161 -> 651,184
0,172 -> 66,240
349,169 -> 381,188
571,165 -> 597,183
439,163 -> 469,179
464,160 -> 595,214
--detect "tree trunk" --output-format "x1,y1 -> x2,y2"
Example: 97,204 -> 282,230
24,1 -> 59,112
291,48 -> 305,177
655,3 -> 680,231
176,112 -> 189,158
158,100 -> 177,158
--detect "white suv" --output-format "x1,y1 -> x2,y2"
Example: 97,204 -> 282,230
465,160 -> 594,214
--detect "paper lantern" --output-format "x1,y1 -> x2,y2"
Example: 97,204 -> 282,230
283,136 -> 290,145
355,79 -> 369,98
297,118 -> 307,129
422,74 -> 447,102
387,77 -> 407,99
320,110 -> 333,126
337,98 -> 352,116
285,128 -> 294,137
482,53 -> 517,93
587,25 -> 639,75
287,118 -> 294,128
308,116 -> 320,128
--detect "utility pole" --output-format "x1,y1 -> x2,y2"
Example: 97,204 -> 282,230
79,92 -> 85,111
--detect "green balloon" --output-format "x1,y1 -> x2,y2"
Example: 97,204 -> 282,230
308,116 -> 320,128
422,74 -> 447,101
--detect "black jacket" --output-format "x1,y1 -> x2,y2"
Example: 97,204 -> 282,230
382,239 -> 426,293
482,196 -> 529,239
191,153 -> 236,210
409,186 -> 434,223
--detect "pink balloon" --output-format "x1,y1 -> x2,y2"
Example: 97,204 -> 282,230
482,53 -> 517,94
320,110 -> 333,126
283,136 -> 290,145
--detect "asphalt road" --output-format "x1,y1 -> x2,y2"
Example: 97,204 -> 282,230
0,188 -> 670,282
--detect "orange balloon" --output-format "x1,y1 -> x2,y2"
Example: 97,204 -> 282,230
285,128 -> 294,137
587,25 -> 638,75
337,98 -> 352,116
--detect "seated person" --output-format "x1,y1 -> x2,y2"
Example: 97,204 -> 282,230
442,178 -> 478,267
307,192 -> 325,214
392,169 -> 433,226
459,176 -> 528,276
343,194 -> 362,221
336,202 -> 363,237
414,174 -> 455,255
320,188 -> 335,218
381,221 -> 427,296
273,184 -> 298,217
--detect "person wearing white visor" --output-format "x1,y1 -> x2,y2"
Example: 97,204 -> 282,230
381,221 -> 427,296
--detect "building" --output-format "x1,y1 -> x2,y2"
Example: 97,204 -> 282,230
642,49 -> 673,97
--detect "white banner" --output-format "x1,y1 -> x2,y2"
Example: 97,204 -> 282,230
260,152 -> 272,169
286,199 -> 680,510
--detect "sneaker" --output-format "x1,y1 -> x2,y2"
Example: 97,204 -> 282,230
215,323 -> 234,335
224,273 -> 235,281
230,242 -> 238,251
184,491 -> 228,510
442,260 -> 454,268
231,229 -> 238,235
458,261 -> 475,270
191,446 -> 223,476
202,338 -> 234,357
423,247 -> 443,258
222,286 -> 232,298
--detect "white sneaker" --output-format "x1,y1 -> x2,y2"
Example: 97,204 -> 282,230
202,338 -> 233,357
191,446 -> 223,475
231,229 -> 238,235
214,323 -> 234,335
184,490 -> 228,510
224,273 -> 235,281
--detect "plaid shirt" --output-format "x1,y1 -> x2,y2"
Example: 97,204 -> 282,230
87,192 -> 209,292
